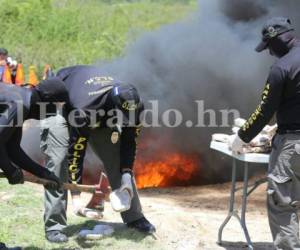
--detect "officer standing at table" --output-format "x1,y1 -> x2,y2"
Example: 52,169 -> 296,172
230,17 -> 300,249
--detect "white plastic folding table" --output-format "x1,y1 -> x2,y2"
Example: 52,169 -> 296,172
210,141 -> 269,250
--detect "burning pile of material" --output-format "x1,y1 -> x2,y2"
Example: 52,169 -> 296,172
134,135 -> 202,189
135,152 -> 201,189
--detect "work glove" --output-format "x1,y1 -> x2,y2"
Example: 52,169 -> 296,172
72,194 -> 103,219
249,134 -> 269,147
6,167 -> 24,185
110,173 -> 134,212
228,134 -> 247,154
42,170 -> 62,190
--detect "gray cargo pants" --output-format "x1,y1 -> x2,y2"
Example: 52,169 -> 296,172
41,115 -> 69,232
41,115 -> 143,233
267,133 -> 300,250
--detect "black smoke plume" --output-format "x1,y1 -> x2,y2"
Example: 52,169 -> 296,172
22,0 -> 300,184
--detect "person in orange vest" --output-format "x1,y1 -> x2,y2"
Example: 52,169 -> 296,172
7,57 -> 18,83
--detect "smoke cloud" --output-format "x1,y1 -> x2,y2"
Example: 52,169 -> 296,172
100,0 -> 300,182
22,0 -> 300,183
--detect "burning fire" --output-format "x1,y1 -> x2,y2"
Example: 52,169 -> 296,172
135,152 -> 201,189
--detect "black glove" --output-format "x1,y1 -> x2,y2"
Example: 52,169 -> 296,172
42,170 -> 62,190
6,168 -> 24,185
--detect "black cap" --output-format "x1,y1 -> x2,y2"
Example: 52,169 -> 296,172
0,48 -> 8,56
256,17 -> 294,52
35,77 -> 69,103
111,84 -> 144,125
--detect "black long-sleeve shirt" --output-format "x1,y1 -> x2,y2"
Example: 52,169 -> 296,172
56,66 -> 141,184
239,44 -> 300,142
0,83 -> 55,179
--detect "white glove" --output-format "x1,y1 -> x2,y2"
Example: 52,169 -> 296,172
228,134 -> 246,154
72,195 -> 103,219
110,173 -> 134,212
250,134 -> 269,147
234,118 -> 246,128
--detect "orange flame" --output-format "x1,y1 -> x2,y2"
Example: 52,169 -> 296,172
135,152 -> 201,189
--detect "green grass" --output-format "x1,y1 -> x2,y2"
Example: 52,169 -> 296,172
0,179 -> 163,250
0,0 -> 197,77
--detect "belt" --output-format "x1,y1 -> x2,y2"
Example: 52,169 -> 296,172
277,129 -> 300,134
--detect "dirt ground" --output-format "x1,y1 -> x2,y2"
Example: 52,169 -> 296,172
78,178 -> 275,250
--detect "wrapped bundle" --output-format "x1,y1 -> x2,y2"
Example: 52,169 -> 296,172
212,118 -> 277,154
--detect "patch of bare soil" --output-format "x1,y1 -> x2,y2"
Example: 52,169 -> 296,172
78,178 -> 274,250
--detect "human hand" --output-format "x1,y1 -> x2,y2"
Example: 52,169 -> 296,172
228,134 -> 246,154
7,168 -> 24,185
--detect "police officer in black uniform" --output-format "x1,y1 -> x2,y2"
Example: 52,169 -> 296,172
230,17 -> 300,249
0,78 -> 68,250
43,65 -> 155,243
0,79 -> 67,185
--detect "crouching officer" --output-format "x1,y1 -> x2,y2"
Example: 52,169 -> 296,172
0,78 -> 68,186
230,17 -> 300,249
43,65 -> 155,243
0,78 -> 69,250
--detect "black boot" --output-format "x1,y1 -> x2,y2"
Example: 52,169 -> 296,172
46,230 -> 68,243
0,242 -> 22,250
127,217 -> 156,234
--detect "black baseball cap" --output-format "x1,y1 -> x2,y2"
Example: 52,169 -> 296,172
0,48 -> 8,56
111,84 -> 144,125
36,77 -> 69,103
256,17 -> 294,52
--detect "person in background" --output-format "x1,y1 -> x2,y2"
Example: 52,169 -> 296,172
0,48 -> 8,81
0,48 -> 8,66
0,48 -> 18,83
0,48 -> 8,64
